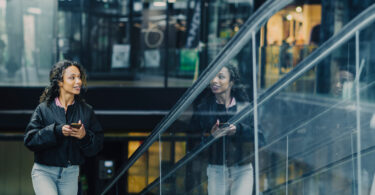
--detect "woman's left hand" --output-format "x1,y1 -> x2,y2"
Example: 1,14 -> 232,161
211,120 -> 237,138
70,120 -> 86,139
226,124 -> 236,136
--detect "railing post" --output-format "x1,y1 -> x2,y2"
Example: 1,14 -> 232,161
355,30 -> 362,195
159,133 -> 163,195
286,136 -> 289,195
252,31 -> 260,195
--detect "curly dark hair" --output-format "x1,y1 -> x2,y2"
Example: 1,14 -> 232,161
40,60 -> 87,105
224,63 -> 249,102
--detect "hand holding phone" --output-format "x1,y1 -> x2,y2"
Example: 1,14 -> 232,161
211,121 -> 236,138
62,125 -> 72,136
70,123 -> 82,129
70,120 -> 86,139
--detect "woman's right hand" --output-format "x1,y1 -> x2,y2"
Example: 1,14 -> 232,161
62,125 -> 72,136
210,120 -> 236,138
210,120 -> 220,137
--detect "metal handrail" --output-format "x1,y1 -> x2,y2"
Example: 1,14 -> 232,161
138,3 -> 375,194
100,0 -> 293,194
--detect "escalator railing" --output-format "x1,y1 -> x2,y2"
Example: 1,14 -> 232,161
100,0 -> 294,194
137,3 -> 375,195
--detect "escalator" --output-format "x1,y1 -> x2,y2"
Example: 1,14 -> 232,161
101,0 -> 375,194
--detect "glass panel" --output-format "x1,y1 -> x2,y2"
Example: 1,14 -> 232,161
159,129 -> 208,194
157,101 -> 207,194
259,2 -> 322,89
156,25 -> 257,194
166,0 -> 196,87
148,185 -> 160,195
56,11 -> 83,63
97,133 -> 162,194
167,48 -> 200,87
259,138 -> 287,193
258,0 -> 375,91
205,0 -> 254,64
127,140 -> 161,194
129,1 -> 168,87
358,21 -> 375,195
257,36 -> 359,194
0,0 -> 55,86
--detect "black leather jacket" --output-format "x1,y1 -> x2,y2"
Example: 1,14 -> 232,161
191,95 -> 265,166
24,100 -> 103,167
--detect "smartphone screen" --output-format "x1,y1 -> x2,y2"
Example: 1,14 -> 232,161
71,123 -> 82,128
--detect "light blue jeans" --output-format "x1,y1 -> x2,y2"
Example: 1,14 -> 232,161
31,163 -> 79,195
207,163 -> 253,195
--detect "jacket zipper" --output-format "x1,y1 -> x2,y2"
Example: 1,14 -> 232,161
65,107 -> 72,167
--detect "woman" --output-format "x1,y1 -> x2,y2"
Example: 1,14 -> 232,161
24,60 -> 103,195
191,64 -> 262,195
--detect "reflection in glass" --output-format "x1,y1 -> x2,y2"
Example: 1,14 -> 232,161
0,0 -> 54,86
189,64 -> 260,195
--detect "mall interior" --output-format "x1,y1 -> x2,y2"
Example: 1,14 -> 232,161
1,0 -> 375,194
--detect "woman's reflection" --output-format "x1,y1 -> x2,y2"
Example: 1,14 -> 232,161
191,63 -> 262,195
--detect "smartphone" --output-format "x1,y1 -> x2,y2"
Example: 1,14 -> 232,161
70,123 -> 82,129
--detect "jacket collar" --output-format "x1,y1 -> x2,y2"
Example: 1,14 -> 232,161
55,97 -> 75,108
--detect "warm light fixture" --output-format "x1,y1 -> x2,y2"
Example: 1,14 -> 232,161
134,2 -> 142,11
296,6 -> 302,13
286,14 -> 293,21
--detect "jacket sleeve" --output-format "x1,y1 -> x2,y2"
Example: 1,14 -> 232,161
190,106 -> 210,141
188,107 -> 216,155
79,109 -> 104,157
236,119 -> 266,147
189,111 -> 202,134
235,119 -> 252,140
24,106 -> 62,152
